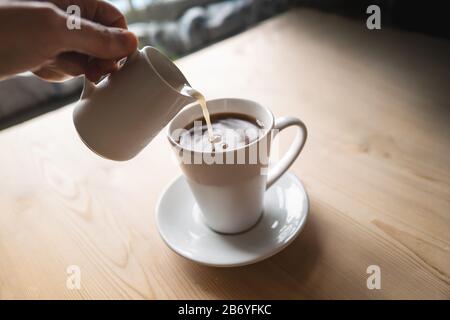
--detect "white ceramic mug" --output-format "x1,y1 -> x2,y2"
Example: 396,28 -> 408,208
168,98 -> 308,234
73,46 -> 194,161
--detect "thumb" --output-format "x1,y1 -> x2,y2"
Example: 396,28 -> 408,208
62,18 -> 138,60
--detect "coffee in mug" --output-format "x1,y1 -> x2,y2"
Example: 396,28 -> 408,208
177,113 -> 265,152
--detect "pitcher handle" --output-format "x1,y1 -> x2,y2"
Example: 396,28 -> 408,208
81,76 -> 97,99
80,50 -> 140,99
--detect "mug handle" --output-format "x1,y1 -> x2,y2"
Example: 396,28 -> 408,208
266,117 -> 308,189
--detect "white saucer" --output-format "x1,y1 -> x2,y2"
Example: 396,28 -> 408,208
155,172 -> 309,267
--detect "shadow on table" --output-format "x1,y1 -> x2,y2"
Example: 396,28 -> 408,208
179,210 -> 322,299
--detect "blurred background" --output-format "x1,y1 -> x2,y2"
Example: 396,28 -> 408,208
0,0 -> 448,130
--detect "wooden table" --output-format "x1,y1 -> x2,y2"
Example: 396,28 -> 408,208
0,9 -> 449,299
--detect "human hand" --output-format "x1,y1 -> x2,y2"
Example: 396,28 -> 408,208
0,0 -> 138,82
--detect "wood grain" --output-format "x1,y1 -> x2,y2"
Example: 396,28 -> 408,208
0,9 -> 449,299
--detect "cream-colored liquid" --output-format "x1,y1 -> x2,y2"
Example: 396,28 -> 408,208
180,85 -> 219,143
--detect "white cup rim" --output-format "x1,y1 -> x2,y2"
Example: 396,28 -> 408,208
167,98 -> 275,155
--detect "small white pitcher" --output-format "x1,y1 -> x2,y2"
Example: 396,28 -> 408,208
73,46 -> 194,161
